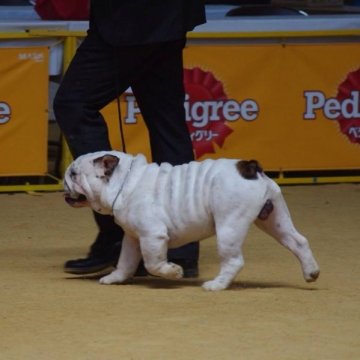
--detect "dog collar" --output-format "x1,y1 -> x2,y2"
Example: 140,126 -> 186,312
111,159 -> 134,212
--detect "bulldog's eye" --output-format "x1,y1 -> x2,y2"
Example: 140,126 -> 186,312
70,169 -> 77,178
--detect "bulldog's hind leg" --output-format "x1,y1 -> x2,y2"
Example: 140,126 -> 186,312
140,232 -> 183,280
202,218 -> 249,291
100,234 -> 142,285
255,192 -> 320,282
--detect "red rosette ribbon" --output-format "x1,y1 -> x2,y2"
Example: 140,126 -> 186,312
184,67 -> 234,158
336,68 -> 360,145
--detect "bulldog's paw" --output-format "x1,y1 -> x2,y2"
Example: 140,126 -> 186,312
302,260 -> 320,283
202,279 -> 228,291
167,263 -> 184,279
148,262 -> 184,279
99,270 -> 126,285
305,269 -> 320,283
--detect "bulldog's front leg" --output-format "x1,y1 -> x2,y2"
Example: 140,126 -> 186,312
140,233 -> 183,280
100,234 -> 141,285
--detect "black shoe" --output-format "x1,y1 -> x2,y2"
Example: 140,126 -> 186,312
64,254 -> 117,275
64,255 -> 148,277
171,259 -> 199,278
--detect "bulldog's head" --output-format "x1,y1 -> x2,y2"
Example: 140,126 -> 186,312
63,152 -> 120,214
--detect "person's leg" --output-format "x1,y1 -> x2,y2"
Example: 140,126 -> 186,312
54,30 -> 128,274
54,30 -> 125,157
131,39 -> 199,276
132,39 -> 194,165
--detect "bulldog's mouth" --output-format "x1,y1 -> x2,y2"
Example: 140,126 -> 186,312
64,193 -> 88,208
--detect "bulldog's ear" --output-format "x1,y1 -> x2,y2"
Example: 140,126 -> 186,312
93,155 -> 120,178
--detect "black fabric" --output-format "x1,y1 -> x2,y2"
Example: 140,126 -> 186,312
90,211 -> 123,257
54,32 -> 194,162
90,0 -> 206,46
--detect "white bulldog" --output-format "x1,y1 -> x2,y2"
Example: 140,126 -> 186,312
64,150 -> 320,291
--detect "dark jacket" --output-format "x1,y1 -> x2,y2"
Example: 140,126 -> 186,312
90,0 -> 206,46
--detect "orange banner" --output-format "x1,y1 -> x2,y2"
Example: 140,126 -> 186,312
0,47 -> 49,176
104,41 -> 360,171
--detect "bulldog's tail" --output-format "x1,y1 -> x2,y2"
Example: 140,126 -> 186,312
236,159 -> 263,180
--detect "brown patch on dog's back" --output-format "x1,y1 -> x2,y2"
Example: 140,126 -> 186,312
236,160 -> 263,180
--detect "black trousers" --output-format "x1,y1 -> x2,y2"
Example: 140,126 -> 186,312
54,28 -> 199,260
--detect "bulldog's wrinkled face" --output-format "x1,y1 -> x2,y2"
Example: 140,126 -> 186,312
63,163 -> 89,209
63,153 -> 120,214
